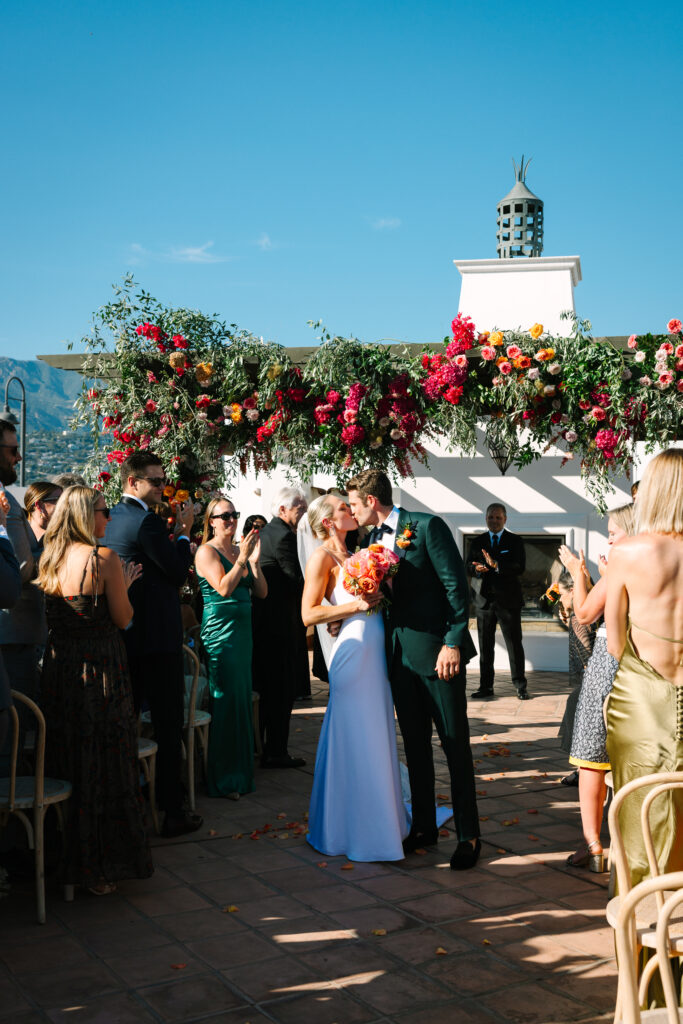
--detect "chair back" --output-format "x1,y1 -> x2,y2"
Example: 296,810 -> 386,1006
614,871 -> 683,1024
6,690 -> 46,810
607,771 -> 683,898
182,644 -> 201,729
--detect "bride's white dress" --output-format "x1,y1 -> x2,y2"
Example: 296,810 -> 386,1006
307,570 -> 409,861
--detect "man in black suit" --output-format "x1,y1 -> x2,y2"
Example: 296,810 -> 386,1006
105,452 -> 202,836
252,486 -> 308,768
467,503 -> 529,701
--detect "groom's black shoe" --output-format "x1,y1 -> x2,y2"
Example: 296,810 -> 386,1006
402,829 -> 439,855
261,755 -> 307,769
470,689 -> 495,700
450,837 -> 481,871
516,687 -> 530,701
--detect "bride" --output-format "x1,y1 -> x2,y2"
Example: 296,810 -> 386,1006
300,493 -> 409,861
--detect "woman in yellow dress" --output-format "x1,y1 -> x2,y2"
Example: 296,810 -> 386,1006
606,448 -> 683,888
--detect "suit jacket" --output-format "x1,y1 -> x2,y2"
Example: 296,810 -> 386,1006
104,496 -> 192,655
0,489 -> 44,646
381,508 -> 477,679
467,529 -> 525,611
254,516 -> 304,640
0,535 -> 21,710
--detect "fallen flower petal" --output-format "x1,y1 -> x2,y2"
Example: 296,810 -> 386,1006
371,928 -> 387,936
341,863 -> 354,870
317,862 -> 328,868
435,947 -> 448,955
223,905 -> 239,913
170,963 -> 187,970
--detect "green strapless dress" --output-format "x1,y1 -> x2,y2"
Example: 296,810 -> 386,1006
606,627 -> 683,888
199,553 -> 255,796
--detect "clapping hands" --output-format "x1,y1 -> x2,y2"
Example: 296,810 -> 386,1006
558,544 -> 590,583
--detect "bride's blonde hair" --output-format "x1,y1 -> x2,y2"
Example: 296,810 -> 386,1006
306,494 -> 338,540
38,485 -> 99,594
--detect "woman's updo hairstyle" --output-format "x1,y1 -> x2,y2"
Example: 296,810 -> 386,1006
306,494 -> 338,540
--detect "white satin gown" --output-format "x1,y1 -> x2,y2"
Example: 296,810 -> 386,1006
307,571 -> 409,861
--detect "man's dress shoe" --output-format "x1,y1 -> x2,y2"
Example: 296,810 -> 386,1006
161,812 -> 203,838
517,689 -> 530,701
402,830 -> 439,855
470,689 -> 495,700
261,755 -> 307,769
450,837 -> 481,871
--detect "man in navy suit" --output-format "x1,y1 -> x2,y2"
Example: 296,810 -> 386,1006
467,503 -> 529,701
105,452 -> 201,836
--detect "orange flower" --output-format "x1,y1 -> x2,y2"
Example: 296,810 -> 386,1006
396,538 -> 411,549
403,529 -> 413,538
175,489 -> 190,503
163,485 -> 176,498
195,362 -> 213,383
489,331 -> 504,347
529,323 -> 544,339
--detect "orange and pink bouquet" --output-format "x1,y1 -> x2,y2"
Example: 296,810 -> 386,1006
342,543 -> 400,612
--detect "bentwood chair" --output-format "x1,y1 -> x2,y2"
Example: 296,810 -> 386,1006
0,691 -> 72,924
137,734 -> 160,834
606,772 -> 683,1015
182,642 -> 210,811
613,871 -> 683,1023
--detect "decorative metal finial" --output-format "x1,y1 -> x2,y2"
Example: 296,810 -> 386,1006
496,156 -> 544,259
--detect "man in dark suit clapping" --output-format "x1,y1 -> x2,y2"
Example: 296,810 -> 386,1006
467,503 -> 529,701
253,486 -> 308,768
105,452 -> 202,837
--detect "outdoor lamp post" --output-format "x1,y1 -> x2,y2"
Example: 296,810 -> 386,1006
3,376 -> 27,487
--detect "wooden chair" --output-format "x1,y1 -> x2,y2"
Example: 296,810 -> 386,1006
0,691 -> 72,924
607,772 -> 683,1014
613,871 -> 683,1023
137,735 -> 159,834
182,643 -> 210,811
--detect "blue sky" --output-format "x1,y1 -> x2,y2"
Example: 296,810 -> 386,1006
2,0 -> 682,361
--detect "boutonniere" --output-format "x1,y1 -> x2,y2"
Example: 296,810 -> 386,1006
396,521 -> 417,550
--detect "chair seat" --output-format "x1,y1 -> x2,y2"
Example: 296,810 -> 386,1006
0,776 -> 72,809
605,770 -> 613,789
137,737 -> 158,758
186,710 -> 211,728
617,1011 -> 683,1022
607,893 -> 683,951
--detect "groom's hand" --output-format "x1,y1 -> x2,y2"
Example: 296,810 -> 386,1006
436,645 -> 460,680
326,619 -> 342,637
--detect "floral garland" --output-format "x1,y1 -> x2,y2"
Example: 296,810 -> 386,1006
74,279 -> 683,511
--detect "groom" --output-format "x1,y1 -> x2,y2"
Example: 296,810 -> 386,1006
346,470 -> 480,870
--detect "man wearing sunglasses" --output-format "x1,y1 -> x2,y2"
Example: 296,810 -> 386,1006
105,452 -> 201,837
0,419 -> 44,716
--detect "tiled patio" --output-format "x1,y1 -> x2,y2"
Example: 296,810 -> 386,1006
0,670 -> 616,1024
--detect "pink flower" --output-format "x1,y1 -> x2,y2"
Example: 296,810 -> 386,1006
592,406 -> 606,420
506,345 -> 522,359
639,376 -> 652,386
676,359 -> 683,372
147,371 -> 158,384
498,360 -> 512,375
453,354 -> 468,368
326,390 -> 341,405
548,362 -> 561,375
480,346 -> 496,361
627,335 -> 638,348
677,380 -> 683,393
676,344 -> 683,358
634,350 -> 646,363
658,343 -> 674,355
156,425 -> 170,437
145,400 -> 157,413
658,371 -> 674,387
246,409 -> 259,422
343,409 -> 357,423
565,429 -> 578,443
527,368 -> 540,381
667,319 -> 682,334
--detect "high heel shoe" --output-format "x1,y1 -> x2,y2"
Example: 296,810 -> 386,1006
566,839 -> 604,872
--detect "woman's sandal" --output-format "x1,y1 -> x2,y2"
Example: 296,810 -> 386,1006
87,882 -> 117,896
566,839 -> 605,873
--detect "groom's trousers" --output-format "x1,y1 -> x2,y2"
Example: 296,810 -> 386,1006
390,640 -> 480,843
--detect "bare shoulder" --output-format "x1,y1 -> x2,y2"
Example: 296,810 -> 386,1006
195,542 -> 219,564
305,546 -> 335,576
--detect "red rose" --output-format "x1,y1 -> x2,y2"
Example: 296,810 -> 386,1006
145,400 -> 157,413
173,334 -> 188,349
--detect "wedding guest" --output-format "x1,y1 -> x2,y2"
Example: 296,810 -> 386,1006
243,514 -> 267,536
25,481 -> 63,548
0,420 -> 43,710
252,486 -> 308,768
467,503 -> 529,700
38,486 -> 152,893
606,449 -> 683,886
52,473 -> 87,488
557,569 -> 597,786
559,503 -> 634,872
0,491 -> 21,752
105,453 -> 202,838
195,499 -> 267,798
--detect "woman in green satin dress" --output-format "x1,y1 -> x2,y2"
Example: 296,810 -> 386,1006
606,449 -> 683,889
195,498 -> 267,798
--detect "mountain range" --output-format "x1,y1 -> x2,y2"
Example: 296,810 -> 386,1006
0,356 -> 83,430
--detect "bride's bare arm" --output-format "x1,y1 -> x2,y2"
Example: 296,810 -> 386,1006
301,548 -> 381,626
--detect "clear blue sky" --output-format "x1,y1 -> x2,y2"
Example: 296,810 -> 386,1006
2,0 -> 682,360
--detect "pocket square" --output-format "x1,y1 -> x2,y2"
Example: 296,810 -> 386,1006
500,549 -> 509,554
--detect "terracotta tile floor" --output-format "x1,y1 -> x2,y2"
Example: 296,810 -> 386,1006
0,670 -> 616,1023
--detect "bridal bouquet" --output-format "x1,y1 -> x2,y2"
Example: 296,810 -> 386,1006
342,544 -> 400,612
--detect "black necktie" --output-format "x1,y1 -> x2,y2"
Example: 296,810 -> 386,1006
491,534 -> 500,555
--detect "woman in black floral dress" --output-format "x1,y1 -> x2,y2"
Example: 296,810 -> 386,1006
38,486 -> 152,894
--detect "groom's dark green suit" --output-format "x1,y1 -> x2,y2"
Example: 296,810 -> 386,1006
373,508 -> 480,843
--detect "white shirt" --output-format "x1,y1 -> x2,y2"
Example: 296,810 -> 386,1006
489,530 -> 504,546
374,506 -> 400,554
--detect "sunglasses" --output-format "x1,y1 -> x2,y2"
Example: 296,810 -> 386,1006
136,476 -> 166,487
95,506 -> 111,518
0,445 -> 19,455
210,511 -> 240,522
